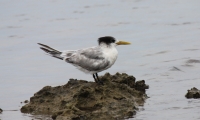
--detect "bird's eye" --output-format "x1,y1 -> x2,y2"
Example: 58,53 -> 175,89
112,40 -> 115,43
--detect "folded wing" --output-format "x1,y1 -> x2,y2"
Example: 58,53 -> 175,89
65,47 -> 110,72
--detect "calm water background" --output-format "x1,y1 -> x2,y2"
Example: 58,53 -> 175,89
1,0 -> 200,120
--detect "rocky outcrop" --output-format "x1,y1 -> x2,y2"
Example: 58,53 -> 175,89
185,87 -> 200,99
21,73 -> 148,120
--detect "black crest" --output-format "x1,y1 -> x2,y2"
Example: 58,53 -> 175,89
98,36 -> 116,45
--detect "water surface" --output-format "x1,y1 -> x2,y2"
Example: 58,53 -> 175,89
0,0 -> 200,120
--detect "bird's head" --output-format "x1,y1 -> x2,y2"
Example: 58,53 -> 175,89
98,36 -> 131,46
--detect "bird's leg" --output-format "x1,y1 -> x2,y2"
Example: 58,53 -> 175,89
96,73 -> 104,85
93,74 -> 98,83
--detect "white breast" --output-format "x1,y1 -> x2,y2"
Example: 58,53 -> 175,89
101,44 -> 118,69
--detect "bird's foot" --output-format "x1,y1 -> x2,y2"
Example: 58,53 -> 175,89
97,80 -> 104,85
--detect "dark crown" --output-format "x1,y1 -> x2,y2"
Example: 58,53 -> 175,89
98,36 -> 116,45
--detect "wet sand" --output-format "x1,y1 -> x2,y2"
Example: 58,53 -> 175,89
1,0 -> 200,120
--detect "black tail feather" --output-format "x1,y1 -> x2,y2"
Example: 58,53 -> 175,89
38,43 -> 63,60
38,43 -> 61,54
40,47 -> 51,53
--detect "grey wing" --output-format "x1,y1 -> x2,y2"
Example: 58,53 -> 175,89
66,47 -> 110,71
79,47 -> 104,59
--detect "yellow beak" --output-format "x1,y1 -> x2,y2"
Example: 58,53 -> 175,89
116,41 -> 131,45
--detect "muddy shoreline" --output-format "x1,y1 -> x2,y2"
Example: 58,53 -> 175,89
21,73 -> 148,120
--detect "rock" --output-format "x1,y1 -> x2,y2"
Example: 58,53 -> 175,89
185,87 -> 200,99
135,80 -> 149,93
21,72 -> 149,120
24,100 -> 29,103
0,108 -> 3,113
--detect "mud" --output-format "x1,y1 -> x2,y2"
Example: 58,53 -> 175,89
185,87 -> 200,99
21,73 -> 148,120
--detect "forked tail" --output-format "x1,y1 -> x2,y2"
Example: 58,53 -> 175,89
38,43 -> 63,60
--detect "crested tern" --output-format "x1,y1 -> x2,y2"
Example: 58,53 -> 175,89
38,36 -> 130,84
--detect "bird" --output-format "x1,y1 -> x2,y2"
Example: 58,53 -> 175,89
38,36 -> 131,84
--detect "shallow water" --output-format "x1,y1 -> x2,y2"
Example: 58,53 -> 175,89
1,0 -> 200,120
